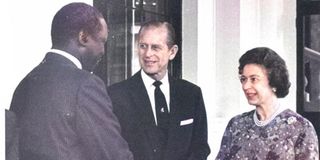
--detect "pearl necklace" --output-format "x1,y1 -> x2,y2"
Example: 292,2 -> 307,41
253,103 -> 284,127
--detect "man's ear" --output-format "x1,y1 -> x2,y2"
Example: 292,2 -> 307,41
79,30 -> 88,45
169,44 -> 178,60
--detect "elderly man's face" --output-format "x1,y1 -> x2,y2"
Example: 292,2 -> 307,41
137,26 -> 177,80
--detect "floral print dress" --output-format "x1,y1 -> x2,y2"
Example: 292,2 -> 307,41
216,109 -> 319,160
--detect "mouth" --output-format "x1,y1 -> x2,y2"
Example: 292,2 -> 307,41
245,92 -> 256,99
144,60 -> 157,66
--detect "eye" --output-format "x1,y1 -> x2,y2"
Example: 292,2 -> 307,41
250,77 -> 259,83
139,43 -> 147,49
239,76 -> 247,83
151,45 -> 161,51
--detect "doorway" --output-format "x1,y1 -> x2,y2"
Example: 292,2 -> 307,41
296,0 -> 320,145
93,0 -> 182,86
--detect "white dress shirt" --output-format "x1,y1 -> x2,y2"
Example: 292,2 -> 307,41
50,49 -> 82,69
141,70 -> 170,125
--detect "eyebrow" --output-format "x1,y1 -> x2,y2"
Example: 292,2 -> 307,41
239,74 -> 262,78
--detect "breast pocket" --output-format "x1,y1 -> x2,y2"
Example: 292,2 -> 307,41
180,118 -> 193,126
178,118 -> 194,137
169,117 -> 194,154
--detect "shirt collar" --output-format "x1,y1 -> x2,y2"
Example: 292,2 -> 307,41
141,70 -> 169,88
49,49 -> 82,69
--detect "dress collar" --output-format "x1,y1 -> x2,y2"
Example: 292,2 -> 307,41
253,102 -> 287,127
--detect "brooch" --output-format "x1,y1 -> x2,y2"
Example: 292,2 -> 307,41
287,116 -> 297,125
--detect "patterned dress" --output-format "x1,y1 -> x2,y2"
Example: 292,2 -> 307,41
216,109 -> 319,160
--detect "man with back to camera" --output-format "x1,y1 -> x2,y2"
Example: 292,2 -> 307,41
107,21 -> 211,160
9,2 -> 133,160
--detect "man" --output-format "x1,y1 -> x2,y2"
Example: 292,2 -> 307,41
108,21 -> 210,160
9,3 -> 133,160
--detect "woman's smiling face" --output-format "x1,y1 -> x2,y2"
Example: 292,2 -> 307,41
239,64 -> 275,106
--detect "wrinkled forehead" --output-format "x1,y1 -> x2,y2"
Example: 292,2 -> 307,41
138,26 -> 168,45
140,25 -> 168,37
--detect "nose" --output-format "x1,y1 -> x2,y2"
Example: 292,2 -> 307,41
242,80 -> 251,90
145,48 -> 152,57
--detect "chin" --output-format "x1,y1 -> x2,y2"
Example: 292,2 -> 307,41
143,68 -> 157,74
247,100 -> 258,106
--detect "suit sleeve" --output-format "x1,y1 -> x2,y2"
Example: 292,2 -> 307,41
188,88 -> 211,160
75,75 -> 133,160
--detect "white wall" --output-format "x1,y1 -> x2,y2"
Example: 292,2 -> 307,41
182,0 -> 296,159
1,0 -> 93,109
0,0 -> 92,158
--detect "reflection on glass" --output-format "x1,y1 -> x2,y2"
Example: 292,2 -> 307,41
303,47 -> 320,112
94,0 -> 181,86
309,15 -> 320,52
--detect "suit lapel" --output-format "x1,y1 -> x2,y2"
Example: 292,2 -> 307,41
128,73 -> 156,126
161,77 -> 180,159
127,72 -> 159,149
168,77 -> 178,123
127,73 -> 182,158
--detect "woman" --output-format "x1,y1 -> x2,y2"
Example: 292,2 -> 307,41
216,47 -> 319,159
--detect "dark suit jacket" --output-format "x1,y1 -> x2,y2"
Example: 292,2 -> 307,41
10,52 -> 133,160
6,109 -> 19,160
108,71 -> 210,160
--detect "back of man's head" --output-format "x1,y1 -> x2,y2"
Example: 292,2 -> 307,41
51,2 -> 103,48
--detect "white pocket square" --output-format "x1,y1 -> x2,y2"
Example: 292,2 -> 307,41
180,118 -> 193,126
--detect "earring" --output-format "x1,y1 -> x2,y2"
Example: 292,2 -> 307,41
272,88 -> 277,93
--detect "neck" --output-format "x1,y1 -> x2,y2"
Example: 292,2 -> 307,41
255,96 -> 279,121
145,70 -> 167,81
52,41 -> 80,60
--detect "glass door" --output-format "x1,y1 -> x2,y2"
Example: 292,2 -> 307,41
93,0 -> 182,86
296,0 -> 320,145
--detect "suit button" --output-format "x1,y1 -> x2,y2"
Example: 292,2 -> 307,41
153,149 -> 157,153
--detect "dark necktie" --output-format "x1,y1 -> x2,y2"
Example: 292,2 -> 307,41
153,81 -> 169,130
153,81 -> 169,159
